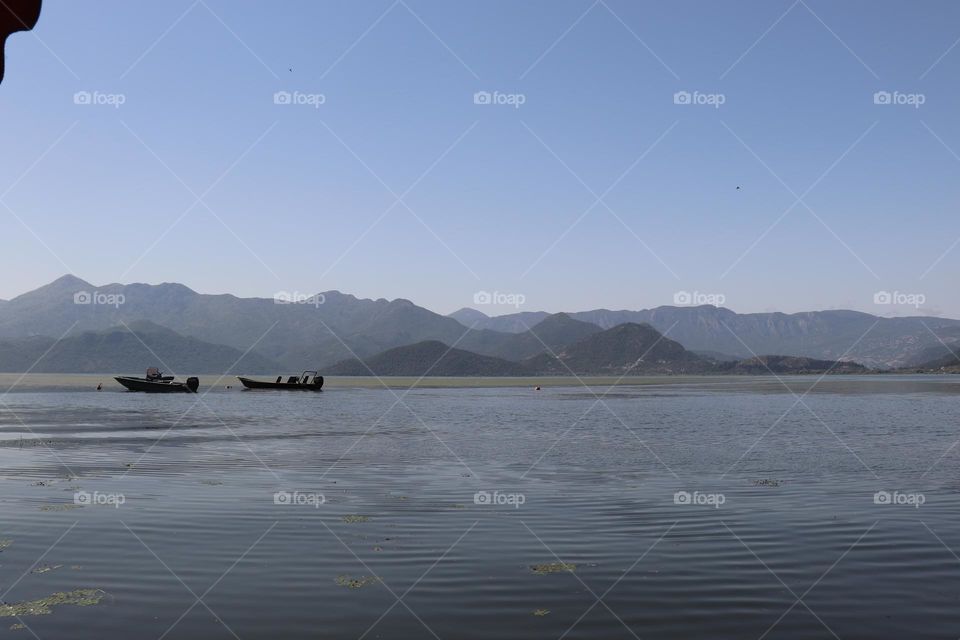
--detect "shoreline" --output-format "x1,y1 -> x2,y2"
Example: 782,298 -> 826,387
0,372 -> 957,392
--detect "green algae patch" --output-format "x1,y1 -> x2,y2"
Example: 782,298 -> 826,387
530,562 -> 576,575
9,623 -> 25,631
31,564 -> 63,575
342,515 -> 369,524
39,504 -> 81,512
753,479 -> 782,487
0,589 -> 105,618
533,609 -> 550,616
335,575 -> 379,589
0,539 -> 12,551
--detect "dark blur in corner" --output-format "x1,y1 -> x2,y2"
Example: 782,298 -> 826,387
0,0 -> 42,84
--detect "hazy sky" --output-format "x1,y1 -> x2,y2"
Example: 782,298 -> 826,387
1,1 -> 958,317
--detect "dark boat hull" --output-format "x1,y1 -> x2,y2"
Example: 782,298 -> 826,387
115,376 -> 199,393
237,376 -> 324,391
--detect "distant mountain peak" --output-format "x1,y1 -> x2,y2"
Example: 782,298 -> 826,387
46,274 -> 93,289
526,321 -> 709,375
327,339 -> 528,376
448,307 -> 490,322
9,274 -> 94,302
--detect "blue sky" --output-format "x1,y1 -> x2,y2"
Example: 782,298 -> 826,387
1,0 -> 958,317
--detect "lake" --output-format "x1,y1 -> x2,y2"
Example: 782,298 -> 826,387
0,374 -> 958,639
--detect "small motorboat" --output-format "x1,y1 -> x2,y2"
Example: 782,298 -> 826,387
115,367 -> 199,393
237,371 -> 324,391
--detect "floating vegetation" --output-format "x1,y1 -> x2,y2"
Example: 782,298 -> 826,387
0,539 -> 12,551
31,564 -> 63,575
200,480 -> 223,486
3,439 -> 56,449
39,504 -> 81,512
9,623 -> 24,630
451,504 -> 466,509
31,481 -> 51,487
335,575 -> 379,589
753,479 -> 782,487
0,589 -> 105,617
533,609 -> 550,617
342,515 -> 369,524
530,562 -> 576,575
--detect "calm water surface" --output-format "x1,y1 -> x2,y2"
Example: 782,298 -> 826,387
1,374 -> 959,639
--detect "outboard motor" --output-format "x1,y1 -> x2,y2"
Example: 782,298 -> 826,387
185,377 -> 199,393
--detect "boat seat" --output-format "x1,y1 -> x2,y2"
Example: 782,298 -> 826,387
276,376 -> 282,383
288,376 -> 298,383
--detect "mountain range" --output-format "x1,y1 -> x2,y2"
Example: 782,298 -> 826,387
450,305 -> 960,368
326,323 -> 868,377
0,321 -> 278,374
0,275 -> 956,374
